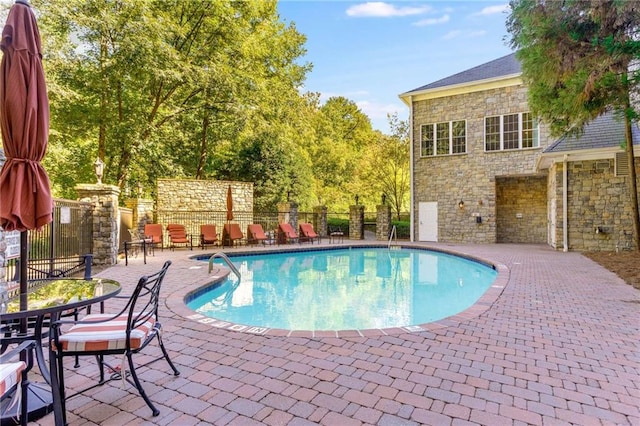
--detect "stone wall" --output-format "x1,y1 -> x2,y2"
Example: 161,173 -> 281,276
496,176 -> 547,243
157,179 -> 253,212
550,159 -> 639,251
411,84 -> 552,243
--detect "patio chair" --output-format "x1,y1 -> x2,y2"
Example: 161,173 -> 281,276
0,340 -> 36,426
143,223 -> 163,251
166,224 -> 193,250
49,261 -> 180,423
247,224 -> 269,245
299,223 -> 319,244
223,223 -> 244,247
277,222 -> 299,244
200,224 -> 219,249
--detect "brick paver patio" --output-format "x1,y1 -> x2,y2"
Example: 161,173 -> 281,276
34,242 -> 639,425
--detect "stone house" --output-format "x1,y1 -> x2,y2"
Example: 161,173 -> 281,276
399,52 -> 640,251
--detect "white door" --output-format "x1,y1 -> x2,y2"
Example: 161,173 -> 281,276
418,202 -> 438,242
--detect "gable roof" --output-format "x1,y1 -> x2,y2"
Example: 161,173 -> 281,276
544,113 -> 640,153
402,52 -> 520,95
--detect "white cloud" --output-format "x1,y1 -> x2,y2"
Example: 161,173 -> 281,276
356,100 -> 402,120
442,30 -> 462,40
346,2 -> 431,18
476,4 -> 509,16
469,30 -> 487,37
412,14 -> 450,27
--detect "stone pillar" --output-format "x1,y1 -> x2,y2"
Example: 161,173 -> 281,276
277,201 -> 299,230
349,205 -> 364,240
76,184 -> 121,265
313,205 -> 327,237
376,204 -> 392,240
124,197 -> 154,236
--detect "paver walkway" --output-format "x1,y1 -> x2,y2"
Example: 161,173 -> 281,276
34,243 -> 639,425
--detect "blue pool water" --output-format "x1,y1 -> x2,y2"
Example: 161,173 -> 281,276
188,247 -> 497,330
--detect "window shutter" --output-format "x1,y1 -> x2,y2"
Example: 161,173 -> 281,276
615,152 -> 629,176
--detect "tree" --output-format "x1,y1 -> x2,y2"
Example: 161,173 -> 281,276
359,113 -> 410,219
507,0 -> 640,251
36,0 -> 309,203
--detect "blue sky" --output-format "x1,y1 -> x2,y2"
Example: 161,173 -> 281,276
277,1 -> 514,134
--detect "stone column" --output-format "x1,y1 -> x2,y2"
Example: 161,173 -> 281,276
313,205 -> 327,237
349,205 -> 364,240
124,197 -> 154,237
277,201 -> 299,230
376,204 -> 392,240
76,184 -> 121,265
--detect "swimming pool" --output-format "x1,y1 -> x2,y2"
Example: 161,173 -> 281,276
188,247 -> 497,331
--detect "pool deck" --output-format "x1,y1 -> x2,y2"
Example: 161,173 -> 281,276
34,241 -> 639,425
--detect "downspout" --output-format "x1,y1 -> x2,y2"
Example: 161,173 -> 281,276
563,154 -> 568,252
409,95 -> 415,242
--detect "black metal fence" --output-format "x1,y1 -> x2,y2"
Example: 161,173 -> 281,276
4,199 -> 93,281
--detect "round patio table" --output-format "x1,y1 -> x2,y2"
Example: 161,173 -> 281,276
0,278 -> 121,424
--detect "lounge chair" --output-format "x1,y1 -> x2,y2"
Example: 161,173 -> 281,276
247,224 -> 269,245
200,224 -> 219,249
299,223 -> 319,244
166,224 -> 193,250
223,223 -> 244,247
277,222 -> 299,244
144,223 -> 164,251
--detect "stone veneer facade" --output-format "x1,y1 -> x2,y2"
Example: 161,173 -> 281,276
411,84 -> 552,244
548,159 -> 640,251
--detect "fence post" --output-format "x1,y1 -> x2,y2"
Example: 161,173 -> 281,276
277,201 -> 298,231
349,204 -> 365,240
313,205 -> 327,237
75,183 -> 121,265
376,203 -> 392,240
124,197 -> 155,236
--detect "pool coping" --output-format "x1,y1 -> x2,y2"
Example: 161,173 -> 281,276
164,244 -> 510,338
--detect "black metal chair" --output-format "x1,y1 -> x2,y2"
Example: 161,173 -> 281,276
0,340 -> 36,426
49,261 -> 179,424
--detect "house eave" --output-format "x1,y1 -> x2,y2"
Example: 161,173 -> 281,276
536,146 -> 637,170
399,74 -> 523,106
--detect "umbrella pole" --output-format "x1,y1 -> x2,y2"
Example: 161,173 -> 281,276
20,230 -> 28,314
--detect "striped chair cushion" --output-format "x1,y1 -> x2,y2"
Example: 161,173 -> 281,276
0,361 -> 26,397
57,313 -> 155,352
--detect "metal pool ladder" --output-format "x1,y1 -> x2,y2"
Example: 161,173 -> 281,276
208,252 -> 241,281
388,225 -> 399,250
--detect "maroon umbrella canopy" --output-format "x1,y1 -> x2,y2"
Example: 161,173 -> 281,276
0,0 -> 52,232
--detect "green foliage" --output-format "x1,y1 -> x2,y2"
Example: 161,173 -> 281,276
507,0 -> 640,136
391,220 -> 410,239
26,0 -> 410,214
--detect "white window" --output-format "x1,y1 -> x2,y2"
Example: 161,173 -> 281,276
420,120 -> 466,156
484,112 -> 539,151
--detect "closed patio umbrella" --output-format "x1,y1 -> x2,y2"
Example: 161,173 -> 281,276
226,185 -> 233,221
0,0 -> 53,311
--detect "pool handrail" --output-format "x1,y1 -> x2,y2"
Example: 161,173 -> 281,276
208,252 -> 241,281
388,225 -> 398,249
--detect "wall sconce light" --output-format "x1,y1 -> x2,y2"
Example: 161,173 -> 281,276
93,157 -> 104,184
355,194 -> 359,205
381,193 -> 386,205
458,199 -> 465,209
